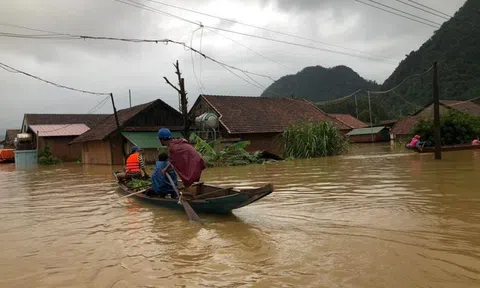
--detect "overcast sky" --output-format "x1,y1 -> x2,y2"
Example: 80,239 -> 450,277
0,0 -> 467,135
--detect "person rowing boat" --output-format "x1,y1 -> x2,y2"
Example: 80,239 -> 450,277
157,128 -> 206,188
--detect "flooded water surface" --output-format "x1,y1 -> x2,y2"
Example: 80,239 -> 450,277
1,144 -> 479,287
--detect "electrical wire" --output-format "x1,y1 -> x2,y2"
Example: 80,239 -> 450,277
355,0 -> 440,29
407,0 -> 453,18
116,0 -> 398,64
139,0 -> 388,60
205,27 -> 295,72
0,28 -> 276,81
34,96 -> 111,134
189,27 -> 205,93
315,89 -> 363,106
0,61 -> 111,96
368,65 -> 433,94
360,0 -> 442,26
395,0 -> 449,20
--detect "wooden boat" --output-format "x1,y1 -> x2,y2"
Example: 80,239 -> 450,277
113,172 -> 274,214
413,144 -> 480,153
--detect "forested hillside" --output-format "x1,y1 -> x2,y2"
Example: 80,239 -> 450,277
261,65 -> 379,102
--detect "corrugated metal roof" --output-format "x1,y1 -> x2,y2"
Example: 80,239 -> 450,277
30,124 -> 90,137
121,131 -> 182,149
346,126 -> 387,136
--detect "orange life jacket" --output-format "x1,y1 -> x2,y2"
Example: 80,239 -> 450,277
125,152 -> 141,173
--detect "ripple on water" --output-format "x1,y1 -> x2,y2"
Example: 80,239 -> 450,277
1,148 -> 480,287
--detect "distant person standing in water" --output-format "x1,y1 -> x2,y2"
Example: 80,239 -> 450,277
407,135 -> 422,148
157,128 -> 206,188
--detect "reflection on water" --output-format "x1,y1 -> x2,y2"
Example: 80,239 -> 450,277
0,144 -> 479,287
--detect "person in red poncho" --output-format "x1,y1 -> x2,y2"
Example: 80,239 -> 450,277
157,128 -> 206,188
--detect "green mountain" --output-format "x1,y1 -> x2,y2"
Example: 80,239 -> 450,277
379,0 -> 480,117
261,65 -> 380,102
262,0 -> 480,123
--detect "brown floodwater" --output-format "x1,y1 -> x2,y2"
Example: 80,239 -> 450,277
0,144 -> 479,287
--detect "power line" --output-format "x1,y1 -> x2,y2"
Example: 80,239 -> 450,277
34,96 -> 111,134
139,0 -> 390,60
407,0 -> 453,18
315,64 -> 433,106
0,61 -> 111,96
396,0 -> 449,20
189,27 -> 205,93
355,0 -> 440,29
205,27 -> 295,72
357,0 -> 442,27
116,0 -> 398,64
0,28 -> 276,82
368,65 -> 433,94
315,89 -> 363,106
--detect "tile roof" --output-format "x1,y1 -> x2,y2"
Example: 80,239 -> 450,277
199,95 -> 350,133
70,101 -> 155,144
29,124 -> 90,137
25,114 -> 109,128
328,114 -> 368,129
1,129 -> 20,145
391,100 -> 480,136
440,100 -> 480,116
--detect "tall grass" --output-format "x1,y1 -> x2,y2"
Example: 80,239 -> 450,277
282,121 -> 349,158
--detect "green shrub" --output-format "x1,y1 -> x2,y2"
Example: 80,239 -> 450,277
189,133 -> 268,167
38,145 -> 61,165
282,120 -> 349,158
414,110 -> 480,145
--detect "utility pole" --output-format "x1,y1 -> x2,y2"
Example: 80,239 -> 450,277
433,61 -> 442,160
164,60 -> 190,139
355,93 -> 359,119
129,89 -> 132,108
368,91 -> 374,143
110,93 -> 126,158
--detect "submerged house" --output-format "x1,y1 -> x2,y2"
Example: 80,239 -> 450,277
327,114 -> 368,129
0,129 -> 21,149
189,95 -> 350,154
345,126 -> 390,143
20,114 -> 109,162
70,99 -> 184,165
391,100 -> 480,141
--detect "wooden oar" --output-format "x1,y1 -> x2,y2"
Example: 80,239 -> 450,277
117,188 -> 148,200
165,173 -> 202,224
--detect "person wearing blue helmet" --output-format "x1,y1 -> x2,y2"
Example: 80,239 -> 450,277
158,127 -> 206,188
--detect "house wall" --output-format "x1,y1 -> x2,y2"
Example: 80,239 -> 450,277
348,133 -> 382,143
126,102 -> 185,128
38,136 -> 82,162
82,140 -> 112,165
238,133 -> 284,155
348,129 -> 390,143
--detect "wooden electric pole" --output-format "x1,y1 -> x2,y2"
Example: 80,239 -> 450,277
164,60 -> 190,139
110,93 -> 126,158
433,61 -> 442,160
368,91 -> 374,143
355,93 -> 359,119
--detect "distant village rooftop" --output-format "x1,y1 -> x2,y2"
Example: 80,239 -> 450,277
194,95 -> 350,134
